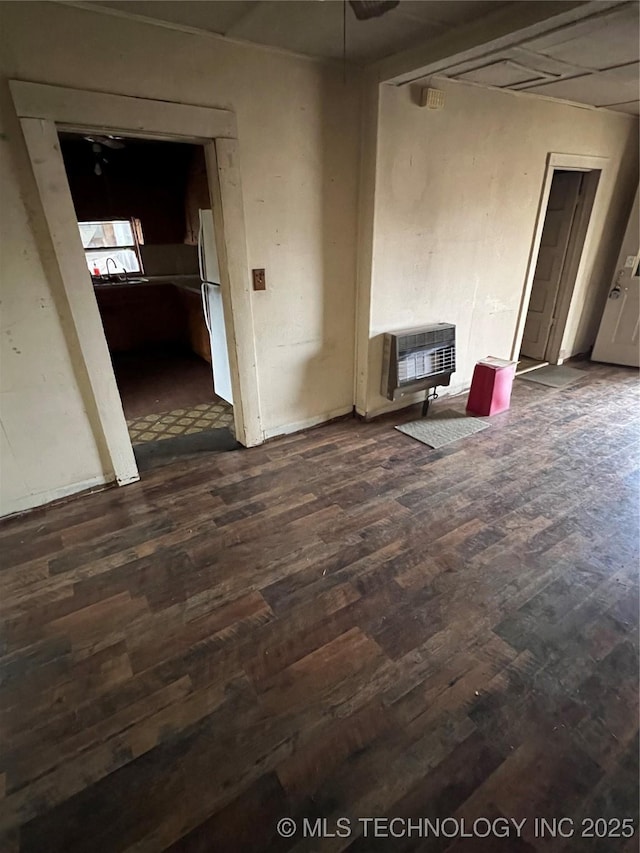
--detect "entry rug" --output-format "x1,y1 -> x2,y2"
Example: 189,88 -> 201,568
517,365 -> 586,388
127,401 -> 234,444
395,409 -> 490,449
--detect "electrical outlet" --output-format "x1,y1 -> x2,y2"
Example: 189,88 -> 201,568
252,268 -> 266,291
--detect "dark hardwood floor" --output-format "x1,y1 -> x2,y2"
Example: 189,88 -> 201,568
0,361 -> 638,852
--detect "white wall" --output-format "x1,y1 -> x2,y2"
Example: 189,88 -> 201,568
362,79 -> 638,416
0,141 -> 107,512
0,2 -> 361,516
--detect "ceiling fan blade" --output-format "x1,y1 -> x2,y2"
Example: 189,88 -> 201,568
348,0 -> 399,21
84,135 -> 125,149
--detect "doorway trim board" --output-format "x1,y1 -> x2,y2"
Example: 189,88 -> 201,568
511,152 -> 608,365
10,80 -> 263,490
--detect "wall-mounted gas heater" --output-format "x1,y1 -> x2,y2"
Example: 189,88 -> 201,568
381,323 -> 456,415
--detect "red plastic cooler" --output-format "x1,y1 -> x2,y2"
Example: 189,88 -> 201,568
466,357 -> 517,417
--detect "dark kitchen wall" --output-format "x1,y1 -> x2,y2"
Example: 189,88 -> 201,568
60,136 -> 198,244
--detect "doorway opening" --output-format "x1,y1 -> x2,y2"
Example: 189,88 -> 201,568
517,166 -> 600,374
11,80 -> 263,493
59,132 -> 237,469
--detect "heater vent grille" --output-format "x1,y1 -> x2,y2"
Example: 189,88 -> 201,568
401,327 -> 452,349
382,323 -> 456,401
397,344 -> 456,383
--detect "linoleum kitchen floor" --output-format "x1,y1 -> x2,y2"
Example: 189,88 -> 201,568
127,402 -> 234,445
112,347 -> 221,419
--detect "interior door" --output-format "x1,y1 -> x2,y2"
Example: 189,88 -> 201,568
592,187 -> 639,367
521,171 -> 582,360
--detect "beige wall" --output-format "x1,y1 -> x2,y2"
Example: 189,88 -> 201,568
0,2 -> 360,515
362,79 -> 639,417
0,138 -> 107,511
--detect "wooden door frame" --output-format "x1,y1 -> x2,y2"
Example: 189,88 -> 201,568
512,152 -> 608,364
10,81 -> 263,489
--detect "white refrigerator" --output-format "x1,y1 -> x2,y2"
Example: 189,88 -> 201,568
198,209 -> 233,405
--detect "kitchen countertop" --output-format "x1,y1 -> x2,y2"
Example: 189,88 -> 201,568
93,275 -> 201,293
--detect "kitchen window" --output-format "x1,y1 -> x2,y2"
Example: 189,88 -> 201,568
79,218 -> 144,276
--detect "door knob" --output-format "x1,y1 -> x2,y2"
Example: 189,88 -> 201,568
609,285 -> 621,300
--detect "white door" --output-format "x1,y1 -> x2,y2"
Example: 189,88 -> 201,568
592,187 -> 639,367
521,171 -> 582,360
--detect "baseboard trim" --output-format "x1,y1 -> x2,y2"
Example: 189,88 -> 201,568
262,406 -> 354,441
0,473 -> 120,520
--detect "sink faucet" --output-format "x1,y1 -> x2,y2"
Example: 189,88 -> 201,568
105,257 -> 118,277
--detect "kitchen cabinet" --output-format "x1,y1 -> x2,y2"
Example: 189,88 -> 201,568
180,288 -> 212,363
95,283 -> 186,353
94,281 -> 211,363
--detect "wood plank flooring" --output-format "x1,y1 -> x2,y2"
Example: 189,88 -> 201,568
0,361 -> 638,852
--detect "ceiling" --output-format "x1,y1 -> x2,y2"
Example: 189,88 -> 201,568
420,1 -> 639,115
76,1 -> 639,115
90,0 -> 511,64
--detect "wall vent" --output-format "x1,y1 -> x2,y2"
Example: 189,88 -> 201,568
381,323 -> 456,401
